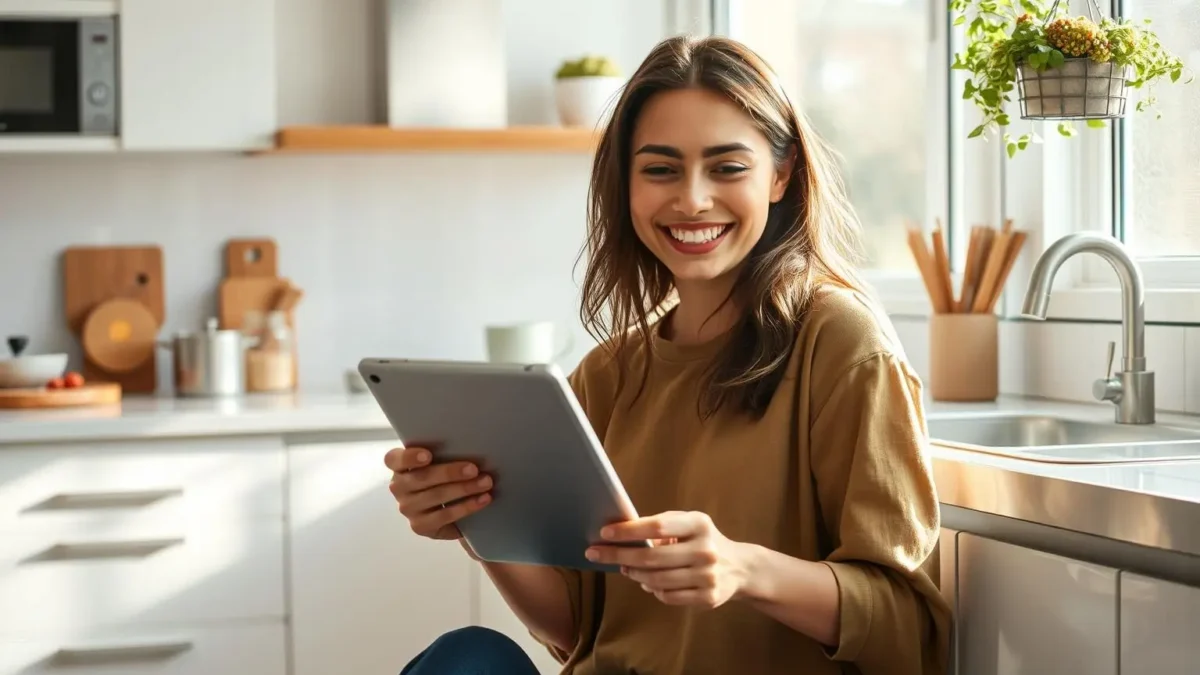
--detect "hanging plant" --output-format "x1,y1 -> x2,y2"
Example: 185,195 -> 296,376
949,0 -> 1192,157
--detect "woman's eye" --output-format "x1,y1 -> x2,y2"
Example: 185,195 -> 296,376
642,165 -> 674,176
715,164 -> 748,175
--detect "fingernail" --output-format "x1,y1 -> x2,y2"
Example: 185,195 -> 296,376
463,464 -> 477,478
477,494 -> 491,505
600,527 -> 614,540
585,548 -> 598,561
477,476 -> 491,488
417,451 -> 430,463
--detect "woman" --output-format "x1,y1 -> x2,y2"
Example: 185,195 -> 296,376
387,34 -> 952,675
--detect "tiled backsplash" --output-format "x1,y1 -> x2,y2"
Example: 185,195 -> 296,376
894,317 -> 1196,414
0,153 -> 601,391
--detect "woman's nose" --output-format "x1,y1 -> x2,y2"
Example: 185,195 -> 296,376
673,175 -> 714,215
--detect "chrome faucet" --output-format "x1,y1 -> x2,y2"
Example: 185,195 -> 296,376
1021,232 -> 1155,424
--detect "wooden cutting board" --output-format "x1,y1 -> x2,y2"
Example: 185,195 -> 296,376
218,276 -> 292,330
62,246 -> 164,393
225,239 -> 278,277
0,383 -> 122,409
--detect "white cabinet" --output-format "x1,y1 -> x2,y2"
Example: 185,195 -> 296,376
119,0 -> 277,150
0,622 -> 286,675
957,533 -> 1118,675
287,440 -> 474,675
1119,571 -> 1200,674
475,567 -> 566,675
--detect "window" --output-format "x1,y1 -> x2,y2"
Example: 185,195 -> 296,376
1116,0 -> 1200,260
1030,0 -> 1200,319
716,0 -> 956,287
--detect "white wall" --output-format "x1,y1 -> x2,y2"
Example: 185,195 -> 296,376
0,0 -> 667,392
1,0 -> 1196,415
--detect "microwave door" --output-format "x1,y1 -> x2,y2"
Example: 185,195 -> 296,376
0,20 -> 82,133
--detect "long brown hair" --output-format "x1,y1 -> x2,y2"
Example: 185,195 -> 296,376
578,34 -> 869,419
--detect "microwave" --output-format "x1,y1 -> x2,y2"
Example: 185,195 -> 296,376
0,16 -> 118,135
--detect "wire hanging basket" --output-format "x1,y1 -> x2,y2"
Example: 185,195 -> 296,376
1016,0 -> 1134,121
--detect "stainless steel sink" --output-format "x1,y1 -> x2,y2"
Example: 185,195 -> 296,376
927,413 -> 1200,463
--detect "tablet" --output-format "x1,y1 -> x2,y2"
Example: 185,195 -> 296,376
358,357 -> 647,573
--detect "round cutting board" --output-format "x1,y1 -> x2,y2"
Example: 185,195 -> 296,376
0,383 -> 122,409
82,298 -> 158,373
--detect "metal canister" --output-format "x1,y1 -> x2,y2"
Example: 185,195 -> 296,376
164,318 -> 252,397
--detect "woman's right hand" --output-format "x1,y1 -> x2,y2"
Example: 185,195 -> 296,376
384,446 -> 493,541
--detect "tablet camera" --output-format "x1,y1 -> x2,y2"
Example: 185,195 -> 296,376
369,374 -> 381,383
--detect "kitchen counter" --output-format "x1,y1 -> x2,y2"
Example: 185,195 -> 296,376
0,391 -> 391,444
0,389 -> 1197,563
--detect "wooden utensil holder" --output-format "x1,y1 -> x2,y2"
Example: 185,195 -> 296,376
929,313 -> 998,402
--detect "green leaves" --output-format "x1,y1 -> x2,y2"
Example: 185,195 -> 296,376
952,0 -> 1192,158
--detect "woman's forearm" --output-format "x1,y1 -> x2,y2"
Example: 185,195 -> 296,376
735,542 -> 842,647
464,541 -> 576,653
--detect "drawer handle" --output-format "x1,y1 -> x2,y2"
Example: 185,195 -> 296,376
31,488 -> 184,511
37,537 -> 185,561
53,639 -> 194,665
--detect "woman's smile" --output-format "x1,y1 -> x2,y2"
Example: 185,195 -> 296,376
659,221 -> 737,255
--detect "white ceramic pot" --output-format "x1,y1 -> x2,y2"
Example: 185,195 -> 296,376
554,76 -> 624,128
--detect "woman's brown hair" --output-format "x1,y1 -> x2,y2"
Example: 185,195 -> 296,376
578,34 -> 870,419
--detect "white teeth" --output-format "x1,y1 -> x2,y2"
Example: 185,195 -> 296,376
668,225 -> 728,244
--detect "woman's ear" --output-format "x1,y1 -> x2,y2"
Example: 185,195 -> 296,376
769,145 -> 798,204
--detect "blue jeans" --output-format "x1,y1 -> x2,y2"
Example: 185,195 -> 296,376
400,626 -> 543,675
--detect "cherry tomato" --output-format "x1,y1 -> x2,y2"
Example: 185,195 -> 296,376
47,377 -> 64,390
64,372 -> 85,388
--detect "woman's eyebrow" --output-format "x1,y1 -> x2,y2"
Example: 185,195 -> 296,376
634,142 -> 753,158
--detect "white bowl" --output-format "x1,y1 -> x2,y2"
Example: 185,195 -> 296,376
554,76 -> 624,128
0,353 -> 69,388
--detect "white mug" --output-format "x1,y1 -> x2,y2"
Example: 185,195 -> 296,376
485,321 -> 574,364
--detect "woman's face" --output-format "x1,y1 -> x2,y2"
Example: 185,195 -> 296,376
628,87 -> 791,287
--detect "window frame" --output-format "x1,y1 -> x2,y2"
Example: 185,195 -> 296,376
712,0 -> 993,317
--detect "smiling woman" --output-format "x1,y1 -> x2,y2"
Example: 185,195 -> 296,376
388,34 -> 952,675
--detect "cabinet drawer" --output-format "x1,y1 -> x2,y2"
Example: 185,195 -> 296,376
0,436 -> 284,534
0,518 -> 284,637
0,622 -> 286,675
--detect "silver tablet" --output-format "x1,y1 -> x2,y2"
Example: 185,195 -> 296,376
358,357 -> 646,573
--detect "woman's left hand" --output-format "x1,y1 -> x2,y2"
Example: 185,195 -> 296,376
585,510 -> 751,609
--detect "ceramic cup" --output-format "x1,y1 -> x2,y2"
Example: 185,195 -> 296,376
485,322 -> 574,364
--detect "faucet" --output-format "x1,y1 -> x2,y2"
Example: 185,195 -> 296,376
1021,232 -> 1155,424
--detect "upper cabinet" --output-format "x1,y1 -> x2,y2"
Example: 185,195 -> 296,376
119,0 -> 276,151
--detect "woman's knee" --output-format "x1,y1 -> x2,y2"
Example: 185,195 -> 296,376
427,625 -> 530,661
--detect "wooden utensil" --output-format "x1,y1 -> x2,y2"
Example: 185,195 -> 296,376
62,246 -> 164,393
907,226 -> 952,314
0,383 -> 122,410
984,230 -> 1028,313
225,239 -> 278,278
931,222 -> 955,314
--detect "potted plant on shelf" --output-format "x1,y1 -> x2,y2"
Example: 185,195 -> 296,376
554,55 -> 625,129
950,0 -> 1191,157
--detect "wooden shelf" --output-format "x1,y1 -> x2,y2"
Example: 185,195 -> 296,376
266,125 -> 600,154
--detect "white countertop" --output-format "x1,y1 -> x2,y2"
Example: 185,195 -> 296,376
0,390 -> 392,444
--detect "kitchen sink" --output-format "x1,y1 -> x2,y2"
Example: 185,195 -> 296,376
926,413 -> 1200,463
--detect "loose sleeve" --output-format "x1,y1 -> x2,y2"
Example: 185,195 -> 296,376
808,351 -> 953,675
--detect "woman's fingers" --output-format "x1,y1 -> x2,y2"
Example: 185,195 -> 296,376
409,491 -> 492,537
400,474 -> 493,516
